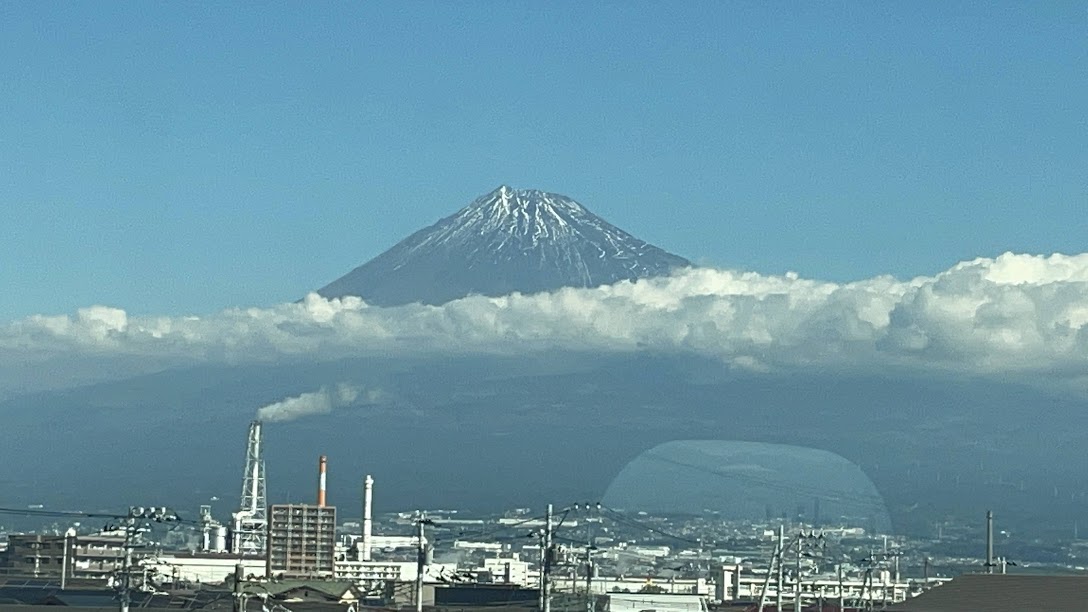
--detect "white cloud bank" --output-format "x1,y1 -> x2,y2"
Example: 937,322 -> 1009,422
2,252 -> 1088,390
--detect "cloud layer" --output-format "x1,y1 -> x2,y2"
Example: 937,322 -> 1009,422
2,252 -> 1087,393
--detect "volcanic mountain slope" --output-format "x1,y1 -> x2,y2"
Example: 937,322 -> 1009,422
317,186 -> 691,306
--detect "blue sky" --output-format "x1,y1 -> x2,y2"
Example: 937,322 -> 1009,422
0,1 -> 1084,320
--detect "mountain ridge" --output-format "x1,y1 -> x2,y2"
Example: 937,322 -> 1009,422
317,186 -> 691,306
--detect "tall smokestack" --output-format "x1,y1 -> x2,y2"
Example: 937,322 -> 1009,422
318,455 -> 328,507
362,475 -> 374,561
986,510 -> 994,574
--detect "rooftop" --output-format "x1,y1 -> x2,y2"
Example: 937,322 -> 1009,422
888,574 -> 1088,612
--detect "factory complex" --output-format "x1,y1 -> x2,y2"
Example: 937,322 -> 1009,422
3,420 -> 1088,612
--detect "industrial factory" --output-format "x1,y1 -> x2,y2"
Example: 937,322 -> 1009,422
151,421 -> 427,588
4,420 -> 1088,612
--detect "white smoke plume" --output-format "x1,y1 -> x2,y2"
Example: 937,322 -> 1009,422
2,251 -> 1088,393
256,383 -> 378,423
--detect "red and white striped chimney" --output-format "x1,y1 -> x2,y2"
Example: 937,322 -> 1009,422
317,455 -> 328,507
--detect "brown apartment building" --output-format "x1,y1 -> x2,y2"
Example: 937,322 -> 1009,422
266,504 -> 336,579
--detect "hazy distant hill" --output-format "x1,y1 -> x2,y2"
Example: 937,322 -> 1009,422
2,354 -> 1086,538
317,186 -> 690,305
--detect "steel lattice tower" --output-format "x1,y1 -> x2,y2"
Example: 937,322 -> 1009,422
231,419 -> 267,555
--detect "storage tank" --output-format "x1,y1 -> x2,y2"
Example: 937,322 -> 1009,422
213,525 -> 228,553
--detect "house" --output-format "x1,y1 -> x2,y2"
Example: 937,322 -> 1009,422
604,592 -> 709,612
433,584 -> 539,607
259,580 -> 361,604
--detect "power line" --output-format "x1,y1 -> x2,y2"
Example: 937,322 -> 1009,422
445,512 -> 550,541
599,505 -> 702,546
0,506 -> 195,525
640,452 -> 890,509
0,507 -> 129,519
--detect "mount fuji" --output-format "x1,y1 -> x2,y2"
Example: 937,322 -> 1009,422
317,186 -> 691,306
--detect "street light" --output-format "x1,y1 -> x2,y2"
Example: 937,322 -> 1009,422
119,506 -> 179,612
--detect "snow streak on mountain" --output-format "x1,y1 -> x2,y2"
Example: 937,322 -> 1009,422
318,186 -> 691,306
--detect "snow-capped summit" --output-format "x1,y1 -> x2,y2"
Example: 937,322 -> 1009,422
317,186 -> 691,306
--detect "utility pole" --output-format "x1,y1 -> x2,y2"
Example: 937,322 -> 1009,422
61,529 -> 75,590
882,567 -> 890,609
118,507 -> 178,612
585,545 -> 594,612
986,510 -> 995,574
860,568 -> 869,612
795,532 -> 803,612
776,525 -> 784,612
756,535 -> 780,612
837,564 -> 845,612
864,566 -> 875,612
538,538 -> 546,612
416,513 -> 427,612
543,504 -> 554,612
232,563 -> 245,612
120,529 -> 132,612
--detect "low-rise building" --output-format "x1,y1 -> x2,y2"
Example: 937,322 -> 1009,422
332,560 -> 457,588
455,541 -> 505,553
148,552 -> 267,584
604,592 -> 708,612
887,574 -> 1088,612
0,531 -> 131,582
713,564 -> 943,605
340,534 -> 421,553
551,575 -> 710,596
481,555 -> 532,586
